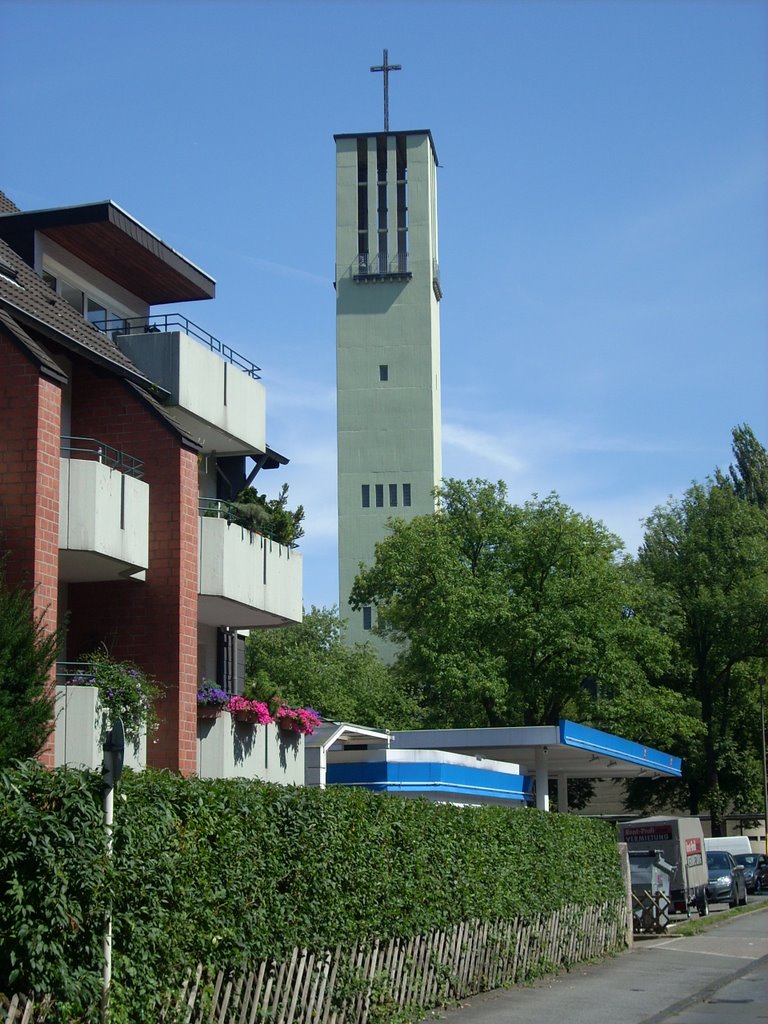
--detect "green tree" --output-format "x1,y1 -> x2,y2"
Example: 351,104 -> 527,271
0,562 -> 65,765
638,476 -> 768,833
245,606 -> 419,729
351,480 -> 671,729
715,423 -> 768,510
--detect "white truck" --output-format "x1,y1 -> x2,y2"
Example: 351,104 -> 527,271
618,815 -> 710,916
703,836 -> 752,857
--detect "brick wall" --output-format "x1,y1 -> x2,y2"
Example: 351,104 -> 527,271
0,331 -> 62,767
65,365 -> 199,774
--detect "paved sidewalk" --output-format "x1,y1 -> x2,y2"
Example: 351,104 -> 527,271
429,906 -> 768,1024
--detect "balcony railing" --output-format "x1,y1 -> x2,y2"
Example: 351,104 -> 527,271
56,661 -> 97,685
61,435 -> 144,479
98,313 -> 261,380
354,252 -> 411,280
199,497 -> 298,550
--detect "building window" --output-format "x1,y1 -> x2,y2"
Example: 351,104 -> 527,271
43,271 -> 57,292
403,483 -> 411,507
363,606 -> 372,631
389,484 -> 398,507
362,484 -> 370,508
379,364 -> 388,381
375,484 -> 384,507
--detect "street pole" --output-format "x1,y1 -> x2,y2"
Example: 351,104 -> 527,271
101,719 -> 124,1024
760,677 -> 767,856
100,781 -> 114,1024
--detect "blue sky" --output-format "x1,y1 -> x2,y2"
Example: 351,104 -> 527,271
3,0 -> 766,612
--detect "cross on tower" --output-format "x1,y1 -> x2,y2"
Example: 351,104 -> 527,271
370,49 -> 401,131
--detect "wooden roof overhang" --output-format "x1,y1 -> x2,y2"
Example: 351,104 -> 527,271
0,201 -> 215,305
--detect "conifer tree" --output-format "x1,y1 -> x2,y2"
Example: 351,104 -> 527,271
0,561 -> 64,765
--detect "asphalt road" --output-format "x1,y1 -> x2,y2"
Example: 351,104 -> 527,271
428,899 -> 768,1024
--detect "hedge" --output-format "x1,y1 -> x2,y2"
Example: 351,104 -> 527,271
0,763 -> 624,1021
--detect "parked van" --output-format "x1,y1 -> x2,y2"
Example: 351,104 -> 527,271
618,816 -> 709,916
703,836 -> 752,857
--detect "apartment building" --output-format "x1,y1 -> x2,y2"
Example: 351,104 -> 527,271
0,190 -> 302,774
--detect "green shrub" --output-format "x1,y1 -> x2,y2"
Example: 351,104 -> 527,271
0,765 -> 624,1021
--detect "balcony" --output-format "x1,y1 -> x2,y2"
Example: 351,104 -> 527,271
54,669 -> 146,771
198,501 -> 303,629
59,437 -> 149,582
112,314 -> 266,456
353,252 -> 412,284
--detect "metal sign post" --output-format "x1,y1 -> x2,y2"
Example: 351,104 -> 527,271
101,719 -> 124,1024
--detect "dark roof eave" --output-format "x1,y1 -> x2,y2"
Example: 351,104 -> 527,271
0,295 -> 171,399
0,201 -> 216,304
0,308 -> 69,383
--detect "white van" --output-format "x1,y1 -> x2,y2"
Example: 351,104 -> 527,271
703,836 -> 752,856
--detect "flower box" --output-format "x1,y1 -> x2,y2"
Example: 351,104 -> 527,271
196,716 -> 304,785
197,705 -> 223,720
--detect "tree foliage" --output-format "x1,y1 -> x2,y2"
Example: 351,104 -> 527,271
638,461 -> 768,831
351,480 -> 671,728
0,561 -> 64,766
715,422 -> 768,510
245,606 -> 419,729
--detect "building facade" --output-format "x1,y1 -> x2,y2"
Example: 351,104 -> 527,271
334,130 -> 442,648
0,190 -> 302,773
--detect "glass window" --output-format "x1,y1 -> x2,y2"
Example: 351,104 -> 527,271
375,484 -> 384,508
42,271 -> 57,292
86,298 -> 108,332
60,281 -> 84,314
362,606 -> 372,631
389,484 -> 398,507
379,364 -> 388,381
403,483 -> 411,507
361,484 -> 370,508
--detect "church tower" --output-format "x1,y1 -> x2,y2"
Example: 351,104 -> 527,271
335,115 -> 443,648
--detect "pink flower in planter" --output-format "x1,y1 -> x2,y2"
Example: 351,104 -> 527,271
274,706 -> 322,736
226,695 -> 274,724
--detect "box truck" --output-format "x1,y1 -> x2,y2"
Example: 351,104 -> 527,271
618,816 -> 709,916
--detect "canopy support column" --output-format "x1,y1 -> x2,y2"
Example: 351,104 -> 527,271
534,746 -> 550,811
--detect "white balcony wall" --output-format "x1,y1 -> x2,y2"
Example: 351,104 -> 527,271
116,330 -> 266,455
54,684 -> 146,771
198,516 -> 303,628
59,458 -> 149,581
197,715 -> 304,784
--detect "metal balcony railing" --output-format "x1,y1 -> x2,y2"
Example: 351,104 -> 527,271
60,436 -> 144,480
98,314 -> 261,380
355,252 -> 410,276
56,661 -> 97,685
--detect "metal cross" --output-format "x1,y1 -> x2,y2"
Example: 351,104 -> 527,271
370,49 -> 401,131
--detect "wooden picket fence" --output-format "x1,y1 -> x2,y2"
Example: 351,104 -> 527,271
4,899 -> 628,1024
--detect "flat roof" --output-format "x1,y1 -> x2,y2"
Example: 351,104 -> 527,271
334,129 -> 438,165
391,720 -> 682,781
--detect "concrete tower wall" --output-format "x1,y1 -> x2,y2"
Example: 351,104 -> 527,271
335,130 -> 442,650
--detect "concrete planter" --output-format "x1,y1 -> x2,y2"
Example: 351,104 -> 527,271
197,715 -> 304,785
54,684 -> 147,771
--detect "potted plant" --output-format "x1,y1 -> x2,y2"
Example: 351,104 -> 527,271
75,649 -> 160,747
274,705 -> 322,736
226,695 -> 274,725
197,683 -> 230,719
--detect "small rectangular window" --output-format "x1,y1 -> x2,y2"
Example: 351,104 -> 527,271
42,271 -> 57,292
379,364 -> 388,381
403,483 -> 411,507
361,484 -> 370,508
61,281 -> 84,314
363,606 -> 372,631
375,484 -> 384,508
389,484 -> 398,507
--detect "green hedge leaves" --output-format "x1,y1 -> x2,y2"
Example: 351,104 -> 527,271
0,764 -> 624,1020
